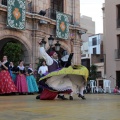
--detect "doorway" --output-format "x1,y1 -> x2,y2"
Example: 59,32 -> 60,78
116,71 -> 120,88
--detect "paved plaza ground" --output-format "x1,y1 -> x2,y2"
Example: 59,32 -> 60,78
0,94 -> 120,120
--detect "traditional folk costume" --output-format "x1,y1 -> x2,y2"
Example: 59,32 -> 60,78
0,61 -> 18,94
38,47 -> 88,100
26,68 -> 39,93
15,66 -> 28,93
39,65 -> 88,100
9,65 -> 17,82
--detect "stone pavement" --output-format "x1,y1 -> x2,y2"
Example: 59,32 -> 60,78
0,94 -> 120,120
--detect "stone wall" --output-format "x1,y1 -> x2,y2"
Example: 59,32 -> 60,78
0,0 -> 82,68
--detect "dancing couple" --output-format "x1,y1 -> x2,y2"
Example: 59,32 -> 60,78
36,39 -> 88,100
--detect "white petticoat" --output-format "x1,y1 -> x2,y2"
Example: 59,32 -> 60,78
45,74 -> 85,94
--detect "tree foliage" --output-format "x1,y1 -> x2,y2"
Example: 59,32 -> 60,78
89,64 -> 98,81
3,42 -> 23,65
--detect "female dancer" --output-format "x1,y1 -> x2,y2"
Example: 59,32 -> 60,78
9,62 -> 17,82
15,60 -> 28,93
0,56 -> 17,94
26,64 -> 39,93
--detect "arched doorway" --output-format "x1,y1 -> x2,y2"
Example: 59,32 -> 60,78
0,38 -> 31,66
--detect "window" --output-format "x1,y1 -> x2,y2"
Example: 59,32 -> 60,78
117,5 -> 120,28
100,58 -> 104,62
117,35 -> 120,49
116,71 -> 120,88
115,35 -> 120,59
93,48 -> 96,54
28,2 -> 32,13
92,37 -> 97,46
51,0 -> 64,12
97,71 -> 102,78
1,0 -> 7,6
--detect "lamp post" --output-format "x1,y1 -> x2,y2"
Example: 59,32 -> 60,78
55,41 -> 61,51
48,35 -> 61,52
41,38 -> 46,48
48,35 -> 54,46
48,35 -> 54,51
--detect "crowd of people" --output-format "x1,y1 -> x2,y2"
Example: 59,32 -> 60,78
0,56 -> 38,95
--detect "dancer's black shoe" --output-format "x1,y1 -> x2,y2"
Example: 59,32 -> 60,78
69,96 -> 73,100
57,95 -> 68,100
78,94 -> 86,100
36,95 -> 40,99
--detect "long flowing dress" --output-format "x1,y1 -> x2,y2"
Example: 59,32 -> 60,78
39,65 -> 89,100
15,66 -> 28,93
0,61 -> 18,94
26,68 -> 39,93
39,47 -> 89,100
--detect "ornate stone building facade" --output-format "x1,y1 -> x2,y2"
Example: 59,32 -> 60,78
0,0 -> 85,68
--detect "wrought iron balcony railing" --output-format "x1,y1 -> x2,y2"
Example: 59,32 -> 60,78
0,2 -> 73,24
115,49 -> 120,59
45,8 -> 73,25
1,0 -> 7,6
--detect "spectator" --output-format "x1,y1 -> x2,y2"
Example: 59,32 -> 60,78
26,64 -> 39,93
38,61 -> 48,77
0,56 -> 17,94
113,86 -> 119,93
98,86 -> 103,93
15,60 -> 28,94
86,85 -> 91,93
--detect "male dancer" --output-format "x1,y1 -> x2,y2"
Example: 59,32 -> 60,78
36,40 -> 74,100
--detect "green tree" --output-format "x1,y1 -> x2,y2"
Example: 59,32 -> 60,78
89,64 -> 98,81
3,42 -> 23,65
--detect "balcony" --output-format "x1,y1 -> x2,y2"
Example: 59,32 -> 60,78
45,8 -> 73,24
0,0 -> 32,13
0,0 -> 7,6
115,49 -> 120,59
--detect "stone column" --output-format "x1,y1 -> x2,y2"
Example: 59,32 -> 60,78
73,40 -> 81,65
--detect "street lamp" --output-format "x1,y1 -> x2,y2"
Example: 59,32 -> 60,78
48,35 -> 54,46
41,38 -> 46,48
48,35 -> 61,52
55,41 -> 61,51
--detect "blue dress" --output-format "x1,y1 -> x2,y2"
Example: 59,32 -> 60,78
9,66 -> 17,82
26,68 -> 39,93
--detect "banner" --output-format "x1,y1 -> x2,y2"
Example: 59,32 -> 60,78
56,11 -> 69,39
7,0 -> 26,30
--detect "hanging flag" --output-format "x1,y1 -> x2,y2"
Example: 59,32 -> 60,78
7,0 -> 26,30
56,11 -> 69,40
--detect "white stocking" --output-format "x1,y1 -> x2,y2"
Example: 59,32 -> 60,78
70,92 -> 73,96
79,86 -> 85,96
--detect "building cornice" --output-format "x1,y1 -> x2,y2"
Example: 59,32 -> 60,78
0,5 -> 82,31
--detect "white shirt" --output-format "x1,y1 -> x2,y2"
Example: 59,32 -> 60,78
39,47 -> 53,66
38,65 -> 48,74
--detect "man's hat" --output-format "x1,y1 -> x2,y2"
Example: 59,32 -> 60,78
49,51 -> 56,57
